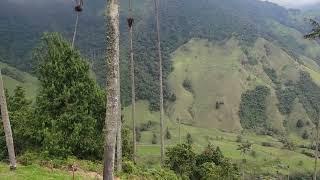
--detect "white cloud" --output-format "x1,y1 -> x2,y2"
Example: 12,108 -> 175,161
263,0 -> 320,7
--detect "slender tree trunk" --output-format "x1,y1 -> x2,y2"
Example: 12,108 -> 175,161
72,12 -> 79,48
315,123 -> 319,180
154,0 -> 165,163
129,16 -> 136,163
116,102 -> 122,172
178,118 -> 181,144
0,70 -> 16,170
103,0 -> 120,179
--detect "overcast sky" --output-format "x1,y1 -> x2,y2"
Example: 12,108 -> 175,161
264,0 -> 320,7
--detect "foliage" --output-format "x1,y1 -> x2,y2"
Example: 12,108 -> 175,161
261,142 -> 273,147
122,127 -> 133,161
236,135 -> 242,143
135,127 -> 141,142
239,86 -> 270,129
296,119 -> 304,128
121,161 -> 179,180
0,86 -> 35,160
152,133 -> 158,144
295,71 -> 320,124
186,133 -> 193,145
237,142 -> 252,156
276,87 -> 297,115
263,67 -> 278,84
280,138 -> 296,151
165,127 -> 172,140
33,33 -> 105,159
196,144 -> 224,166
196,162 -> 239,180
182,79 -> 193,94
165,144 -> 239,179
302,130 -> 309,139
165,144 -> 196,177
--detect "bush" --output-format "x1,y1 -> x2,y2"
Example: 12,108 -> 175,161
186,133 -> 193,145
302,130 -> 309,140
139,121 -> 156,131
301,150 -> 314,158
261,142 -> 273,147
152,133 -> 158,144
236,135 -> 242,143
165,127 -> 172,140
182,79 -> 193,93
165,143 -> 196,177
296,119 -> 304,128
18,152 -> 38,166
122,161 -> 137,174
136,128 -> 142,142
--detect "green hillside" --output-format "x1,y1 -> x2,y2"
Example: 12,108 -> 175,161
0,62 -> 38,99
122,36 -> 320,176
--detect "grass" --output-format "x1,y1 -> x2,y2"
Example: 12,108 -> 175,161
123,100 -> 319,175
0,163 -> 98,180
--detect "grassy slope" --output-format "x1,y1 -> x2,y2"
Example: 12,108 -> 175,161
0,62 -> 39,99
0,163 -> 98,180
122,36 -> 320,175
124,101 -> 318,175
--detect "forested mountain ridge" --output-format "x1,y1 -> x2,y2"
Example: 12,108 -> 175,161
1,0 -> 320,132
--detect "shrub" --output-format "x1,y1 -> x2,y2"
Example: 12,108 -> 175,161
136,127 -> 142,142
186,133 -> 193,145
18,152 -> 38,166
301,150 -> 314,158
296,119 -> 305,128
302,130 -> 309,139
122,161 -> 137,174
152,133 -> 158,144
165,127 -> 172,140
182,79 -> 193,93
164,143 -> 196,177
236,135 -> 242,143
261,142 -> 273,147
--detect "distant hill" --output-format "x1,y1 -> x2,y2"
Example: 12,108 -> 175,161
2,0 -> 320,132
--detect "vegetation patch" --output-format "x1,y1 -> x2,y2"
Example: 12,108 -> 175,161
239,86 -> 270,129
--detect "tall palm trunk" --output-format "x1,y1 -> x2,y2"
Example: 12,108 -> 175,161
116,101 -> 122,172
103,0 -> 120,179
315,122 -> 319,180
128,0 -> 136,162
154,0 -> 164,163
178,118 -> 181,144
0,70 -> 16,170
72,12 -> 79,48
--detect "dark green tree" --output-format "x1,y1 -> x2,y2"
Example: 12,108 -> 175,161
8,86 -> 35,154
186,133 -> 193,145
33,33 -> 105,159
165,126 -> 171,140
152,133 -> 158,144
165,143 -> 196,177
